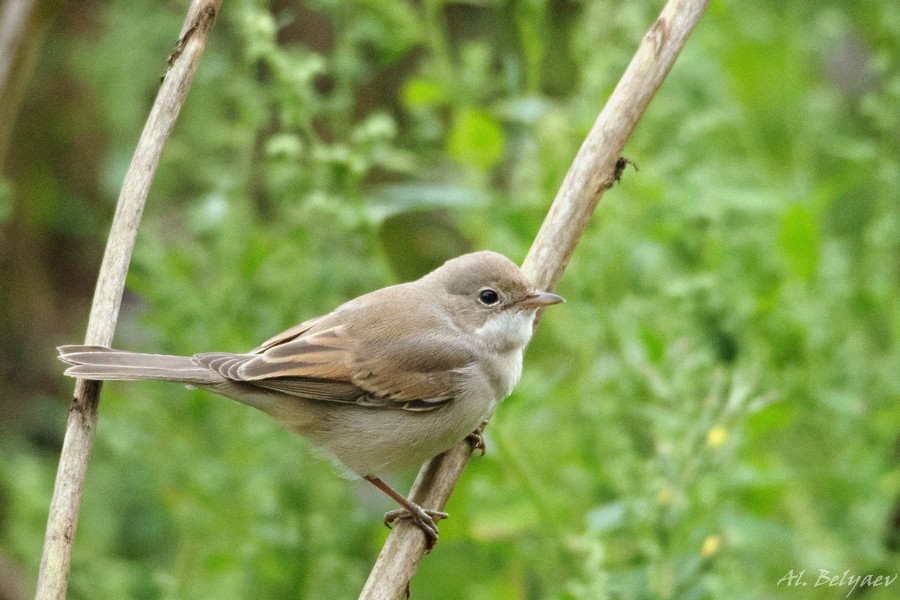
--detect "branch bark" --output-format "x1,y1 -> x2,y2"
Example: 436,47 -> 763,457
358,0 -> 711,597
34,2 -> 222,599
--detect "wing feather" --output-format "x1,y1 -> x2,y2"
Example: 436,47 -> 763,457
194,325 -> 474,412
195,301 -> 477,411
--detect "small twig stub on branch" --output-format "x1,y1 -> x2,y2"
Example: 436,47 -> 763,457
614,157 -> 639,184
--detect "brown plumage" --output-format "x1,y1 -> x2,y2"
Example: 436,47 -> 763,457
59,251 -> 564,548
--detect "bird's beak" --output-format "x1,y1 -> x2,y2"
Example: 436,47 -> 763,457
519,290 -> 565,309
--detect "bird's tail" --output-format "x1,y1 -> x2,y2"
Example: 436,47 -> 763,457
58,345 -> 224,385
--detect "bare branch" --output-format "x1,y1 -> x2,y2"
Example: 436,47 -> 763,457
358,0 -> 711,597
34,2 -> 222,599
522,0 -> 711,291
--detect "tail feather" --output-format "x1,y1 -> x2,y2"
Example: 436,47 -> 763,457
58,345 -> 224,385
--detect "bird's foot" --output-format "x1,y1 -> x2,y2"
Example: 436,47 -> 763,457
466,420 -> 489,455
383,504 -> 449,552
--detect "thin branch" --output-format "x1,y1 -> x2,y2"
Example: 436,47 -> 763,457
34,2 -> 222,599
358,0 -> 711,597
522,0 -> 711,291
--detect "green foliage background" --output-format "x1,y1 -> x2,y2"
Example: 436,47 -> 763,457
1,0 -> 898,598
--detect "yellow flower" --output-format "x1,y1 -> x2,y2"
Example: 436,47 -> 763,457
707,425 -> 728,448
701,534 -> 722,558
656,486 -> 673,505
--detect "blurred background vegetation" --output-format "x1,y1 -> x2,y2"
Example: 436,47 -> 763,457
1,0 -> 899,598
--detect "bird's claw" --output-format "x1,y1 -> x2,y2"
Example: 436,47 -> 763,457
383,504 -> 449,552
466,420 -> 489,455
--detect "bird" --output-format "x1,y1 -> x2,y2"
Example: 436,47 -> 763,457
59,251 -> 564,549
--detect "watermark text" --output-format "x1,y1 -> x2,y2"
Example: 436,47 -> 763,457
777,569 -> 898,597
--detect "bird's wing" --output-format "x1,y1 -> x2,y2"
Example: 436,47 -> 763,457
195,323 -> 474,412
250,315 -> 328,353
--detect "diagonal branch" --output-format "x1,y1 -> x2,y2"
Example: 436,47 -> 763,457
34,2 -> 222,599
358,0 -> 712,598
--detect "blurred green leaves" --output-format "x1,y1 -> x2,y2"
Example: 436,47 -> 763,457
779,204 -> 820,281
0,178 -> 12,224
447,108 -> 506,171
1,0 -> 899,599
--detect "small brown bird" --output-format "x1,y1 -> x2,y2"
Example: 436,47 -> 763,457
59,251 -> 563,548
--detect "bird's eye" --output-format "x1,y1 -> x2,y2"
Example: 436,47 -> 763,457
478,289 -> 500,306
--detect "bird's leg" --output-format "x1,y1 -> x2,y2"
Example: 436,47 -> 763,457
466,419 -> 489,455
364,475 -> 448,552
